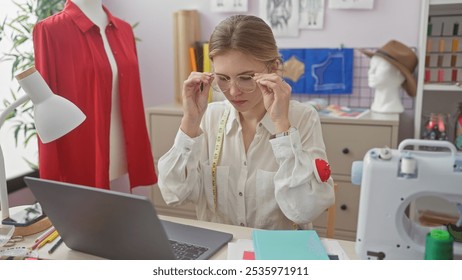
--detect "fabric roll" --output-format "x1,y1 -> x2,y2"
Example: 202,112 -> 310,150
173,10 -> 201,105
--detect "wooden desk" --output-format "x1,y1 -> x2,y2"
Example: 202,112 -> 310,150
162,216 -> 358,260
3,213 -> 358,260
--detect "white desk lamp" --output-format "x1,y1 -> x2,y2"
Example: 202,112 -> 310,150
0,67 -> 85,237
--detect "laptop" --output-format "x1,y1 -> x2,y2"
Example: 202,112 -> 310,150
24,177 -> 233,260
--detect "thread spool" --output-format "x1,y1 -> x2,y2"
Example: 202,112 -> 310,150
400,156 -> 416,175
437,55 -> 443,67
438,69 -> 445,82
452,38 -> 459,52
439,39 -> 445,52
424,229 -> 454,260
426,38 -> 432,52
425,69 -> 431,82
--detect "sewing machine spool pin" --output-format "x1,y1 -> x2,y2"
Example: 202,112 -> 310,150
398,152 -> 418,178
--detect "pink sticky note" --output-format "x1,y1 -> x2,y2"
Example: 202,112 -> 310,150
243,251 -> 255,260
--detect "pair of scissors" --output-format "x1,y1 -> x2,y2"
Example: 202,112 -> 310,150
2,235 -> 24,248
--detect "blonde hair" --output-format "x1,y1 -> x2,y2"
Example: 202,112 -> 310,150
208,15 -> 282,70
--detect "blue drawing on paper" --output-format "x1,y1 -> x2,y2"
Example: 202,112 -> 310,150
312,52 -> 346,91
305,48 -> 353,94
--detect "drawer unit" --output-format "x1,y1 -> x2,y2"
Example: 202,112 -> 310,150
146,105 -> 195,219
313,179 -> 360,241
321,123 -> 395,176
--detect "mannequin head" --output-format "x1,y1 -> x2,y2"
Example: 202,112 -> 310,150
367,55 -> 405,113
368,56 -> 405,90
361,40 -> 418,99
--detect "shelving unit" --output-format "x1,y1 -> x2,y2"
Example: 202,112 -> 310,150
411,0 -> 462,224
415,0 -> 462,142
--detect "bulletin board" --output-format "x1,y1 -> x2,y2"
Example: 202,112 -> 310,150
280,48 -> 354,95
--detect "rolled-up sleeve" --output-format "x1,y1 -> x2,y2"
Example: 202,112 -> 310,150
158,129 -> 204,205
270,110 -> 335,225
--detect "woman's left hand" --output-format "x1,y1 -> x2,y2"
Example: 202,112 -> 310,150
254,73 -> 292,132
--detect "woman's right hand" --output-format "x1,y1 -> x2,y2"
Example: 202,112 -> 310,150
180,72 -> 214,137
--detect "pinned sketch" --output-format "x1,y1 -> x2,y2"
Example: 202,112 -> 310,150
299,0 -> 325,29
312,52 -> 346,91
306,48 -> 353,94
284,56 -> 305,82
260,0 -> 300,37
211,0 -> 248,12
280,48 -> 306,93
328,0 -> 374,10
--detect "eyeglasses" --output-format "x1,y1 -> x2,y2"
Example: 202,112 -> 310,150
213,73 -> 257,93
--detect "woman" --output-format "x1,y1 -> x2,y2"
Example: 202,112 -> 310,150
158,15 -> 334,230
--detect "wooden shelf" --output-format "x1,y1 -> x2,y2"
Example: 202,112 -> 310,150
423,83 -> 462,91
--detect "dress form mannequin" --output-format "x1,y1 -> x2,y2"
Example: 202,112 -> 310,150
71,0 -> 127,183
367,55 -> 405,114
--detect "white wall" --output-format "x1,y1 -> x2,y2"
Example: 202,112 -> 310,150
0,0 -> 36,180
1,0 -> 423,181
102,0 -> 423,107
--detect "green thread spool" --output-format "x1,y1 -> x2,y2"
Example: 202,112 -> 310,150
424,229 -> 454,260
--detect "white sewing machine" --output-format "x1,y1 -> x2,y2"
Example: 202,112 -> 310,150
352,139 -> 462,260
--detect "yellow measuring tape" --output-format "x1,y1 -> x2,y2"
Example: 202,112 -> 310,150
211,107 -> 230,211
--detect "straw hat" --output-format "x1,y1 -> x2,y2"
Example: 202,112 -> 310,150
361,40 -> 418,97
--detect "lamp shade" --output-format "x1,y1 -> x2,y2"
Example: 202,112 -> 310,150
16,67 -> 86,143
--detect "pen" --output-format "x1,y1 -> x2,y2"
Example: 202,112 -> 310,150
48,237 -> 64,254
37,230 -> 59,249
34,226 -> 55,243
31,229 -> 57,250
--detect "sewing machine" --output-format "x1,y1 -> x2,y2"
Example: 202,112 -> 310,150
352,139 -> 462,260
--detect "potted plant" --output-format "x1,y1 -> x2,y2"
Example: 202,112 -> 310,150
1,0 -> 66,168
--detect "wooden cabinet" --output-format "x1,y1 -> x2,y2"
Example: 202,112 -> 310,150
146,104 -> 399,241
146,104 -> 196,220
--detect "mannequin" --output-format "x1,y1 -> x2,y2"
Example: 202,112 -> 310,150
71,0 -> 127,184
367,55 -> 405,114
32,0 -> 157,190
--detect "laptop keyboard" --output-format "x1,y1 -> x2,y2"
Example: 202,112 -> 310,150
169,240 -> 209,260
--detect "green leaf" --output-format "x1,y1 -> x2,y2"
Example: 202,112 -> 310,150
13,125 -> 21,147
24,131 -> 37,146
1,0 -> 66,156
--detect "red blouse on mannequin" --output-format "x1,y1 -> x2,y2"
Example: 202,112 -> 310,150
33,1 -> 157,189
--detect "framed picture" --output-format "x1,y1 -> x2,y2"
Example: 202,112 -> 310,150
299,0 -> 325,29
328,0 -> 374,10
260,0 -> 300,37
211,0 -> 248,12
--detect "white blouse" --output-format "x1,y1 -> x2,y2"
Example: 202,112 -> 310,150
158,100 -> 334,229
